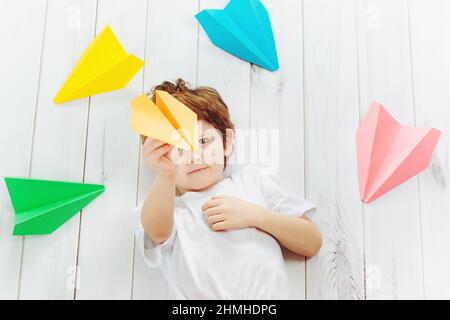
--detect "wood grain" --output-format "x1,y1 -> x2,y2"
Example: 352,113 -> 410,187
356,0 -> 424,299
303,0 -> 365,300
18,0 -> 97,299
409,0 -> 450,299
0,0 -> 47,299
75,0 -> 147,300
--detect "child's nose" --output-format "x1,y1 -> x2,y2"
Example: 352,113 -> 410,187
186,148 -> 203,164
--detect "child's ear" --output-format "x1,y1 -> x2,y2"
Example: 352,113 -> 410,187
224,129 -> 235,157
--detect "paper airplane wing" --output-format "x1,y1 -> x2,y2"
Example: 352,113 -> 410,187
130,94 -> 193,150
196,0 -> 279,71
4,177 -> 105,235
356,102 -> 441,203
365,127 -> 441,202
54,25 -> 144,104
225,0 -> 278,69
356,102 -> 401,201
155,90 -> 199,151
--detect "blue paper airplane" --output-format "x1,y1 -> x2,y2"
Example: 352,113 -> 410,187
196,0 -> 279,72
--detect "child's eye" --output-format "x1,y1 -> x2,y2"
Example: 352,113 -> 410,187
200,136 -> 215,145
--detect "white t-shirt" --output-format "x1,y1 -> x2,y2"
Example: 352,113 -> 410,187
135,166 -> 317,300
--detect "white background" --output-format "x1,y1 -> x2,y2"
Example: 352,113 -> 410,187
0,0 -> 449,299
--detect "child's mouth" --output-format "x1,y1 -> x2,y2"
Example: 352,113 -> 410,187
188,166 -> 208,175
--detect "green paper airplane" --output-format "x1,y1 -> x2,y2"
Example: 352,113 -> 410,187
4,177 -> 105,236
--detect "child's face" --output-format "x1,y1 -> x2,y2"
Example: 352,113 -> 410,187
173,121 -> 233,193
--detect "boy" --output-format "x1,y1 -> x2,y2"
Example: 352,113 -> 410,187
136,79 -> 321,299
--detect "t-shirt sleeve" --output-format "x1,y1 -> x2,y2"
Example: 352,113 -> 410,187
134,205 -> 177,268
250,167 -> 317,220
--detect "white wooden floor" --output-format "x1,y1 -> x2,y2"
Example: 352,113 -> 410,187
0,0 -> 449,300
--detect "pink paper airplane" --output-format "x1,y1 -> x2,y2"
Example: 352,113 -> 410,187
356,102 -> 441,203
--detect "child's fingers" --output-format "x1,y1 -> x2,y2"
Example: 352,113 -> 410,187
143,140 -> 165,155
203,206 -> 222,216
211,221 -> 227,231
201,199 -> 222,212
143,138 -> 166,154
144,141 -> 170,157
148,144 -> 173,161
163,145 -> 176,160
142,137 -> 154,149
211,195 -> 228,200
207,213 -> 225,224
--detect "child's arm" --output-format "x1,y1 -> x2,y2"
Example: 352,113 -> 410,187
140,138 -> 177,244
202,195 -> 322,257
141,174 -> 176,244
255,209 -> 322,258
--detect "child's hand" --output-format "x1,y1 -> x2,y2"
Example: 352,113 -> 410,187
201,195 -> 262,231
143,138 -> 177,177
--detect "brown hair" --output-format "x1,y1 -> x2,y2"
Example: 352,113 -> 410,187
142,78 -> 235,166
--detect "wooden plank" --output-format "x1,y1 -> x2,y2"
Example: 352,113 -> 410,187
75,0 -> 147,299
18,0 -> 97,299
408,0 -> 450,299
355,0 -> 424,299
249,0 -> 306,299
0,0 -> 47,299
132,0 -> 199,300
303,0 -> 365,299
197,0 -> 251,141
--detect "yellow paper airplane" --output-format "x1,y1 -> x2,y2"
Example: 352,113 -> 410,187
131,90 -> 199,151
54,25 -> 144,104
